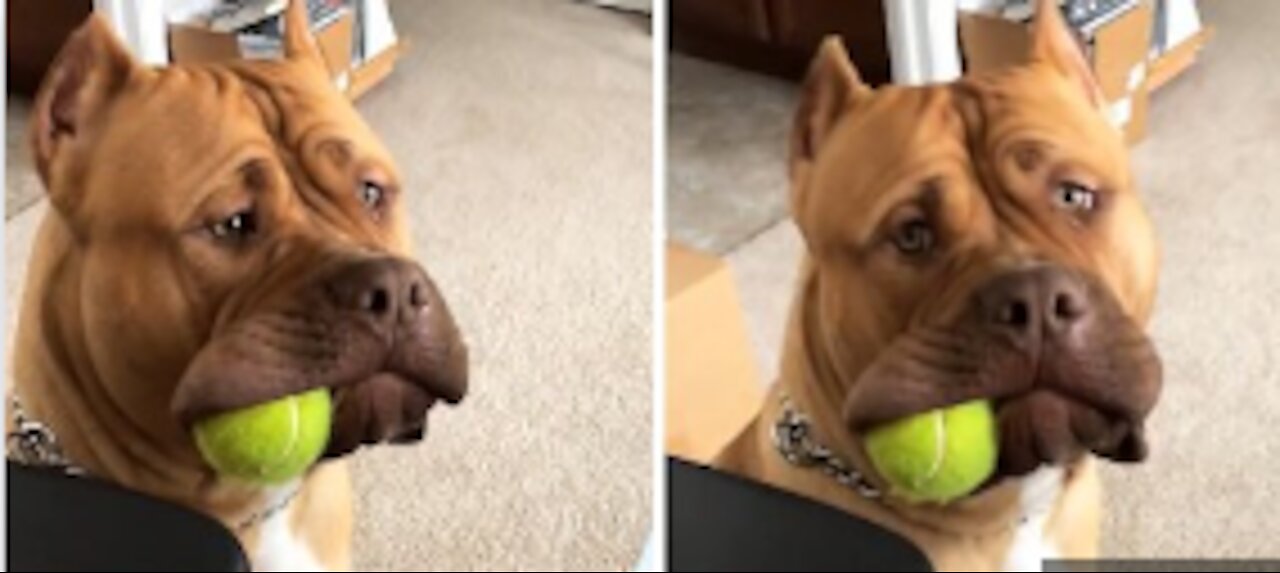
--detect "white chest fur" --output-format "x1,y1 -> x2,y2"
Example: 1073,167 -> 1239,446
250,486 -> 328,572
1002,466 -> 1064,573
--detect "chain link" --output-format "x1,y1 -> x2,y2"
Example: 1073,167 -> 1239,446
7,396 -> 84,476
235,486 -> 302,532
772,395 -> 882,500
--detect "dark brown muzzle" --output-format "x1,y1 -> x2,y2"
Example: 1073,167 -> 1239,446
171,255 -> 468,459
845,265 -> 1161,477
320,257 -> 469,457
976,267 -> 1159,474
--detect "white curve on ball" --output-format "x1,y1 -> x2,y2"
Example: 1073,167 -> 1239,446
915,410 -> 946,490
266,398 -> 301,477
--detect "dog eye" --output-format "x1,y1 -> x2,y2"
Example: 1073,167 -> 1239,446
1054,181 -> 1097,213
359,181 -> 385,210
891,219 -> 935,255
209,209 -> 257,241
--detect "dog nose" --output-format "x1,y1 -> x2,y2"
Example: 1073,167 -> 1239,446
325,257 -> 437,323
979,266 -> 1090,338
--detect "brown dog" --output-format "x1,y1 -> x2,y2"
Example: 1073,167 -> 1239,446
10,2 -> 466,570
716,2 -> 1162,570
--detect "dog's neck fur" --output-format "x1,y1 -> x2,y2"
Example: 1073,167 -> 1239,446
11,213 -> 271,529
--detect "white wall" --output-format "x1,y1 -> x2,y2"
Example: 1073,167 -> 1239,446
885,0 -> 963,85
1164,0 -> 1203,47
94,0 -> 171,64
164,0 -> 222,22
957,0 -> 1006,12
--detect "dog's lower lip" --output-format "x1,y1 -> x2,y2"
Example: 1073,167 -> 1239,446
342,371 -> 441,401
322,370 -> 448,458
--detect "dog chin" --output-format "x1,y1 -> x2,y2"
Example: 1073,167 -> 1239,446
323,371 -> 445,458
993,389 -> 1147,478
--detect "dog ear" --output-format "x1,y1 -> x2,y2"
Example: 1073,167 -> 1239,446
30,15 -> 139,190
1028,0 -> 1105,108
790,37 -> 872,211
283,0 -> 325,65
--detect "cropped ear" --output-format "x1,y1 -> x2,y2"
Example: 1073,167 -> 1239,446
283,0 -> 325,65
30,15 -> 139,190
790,37 -> 873,213
1028,0 -> 1105,107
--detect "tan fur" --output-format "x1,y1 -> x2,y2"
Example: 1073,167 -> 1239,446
10,2 -> 414,568
716,295 -> 1102,570
715,1 -> 1155,570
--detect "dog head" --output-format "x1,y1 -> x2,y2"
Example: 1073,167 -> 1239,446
26,2 -> 466,467
788,1 -> 1160,482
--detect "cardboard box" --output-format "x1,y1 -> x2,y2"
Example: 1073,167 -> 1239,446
959,2 -> 1153,144
169,9 -> 357,93
666,243 -> 763,463
347,39 -> 403,101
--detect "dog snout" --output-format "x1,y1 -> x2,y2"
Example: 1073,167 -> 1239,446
978,265 -> 1091,342
324,257 -> 441,327
323,255 -> 468,404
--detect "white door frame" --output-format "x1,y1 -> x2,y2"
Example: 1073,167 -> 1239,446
93,0 -> 171,65
883,0 -> 963,85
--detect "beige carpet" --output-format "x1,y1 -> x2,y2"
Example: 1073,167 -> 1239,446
6,1 -> 652,570
667,54 -> 795,255
674,0 -> 1280,560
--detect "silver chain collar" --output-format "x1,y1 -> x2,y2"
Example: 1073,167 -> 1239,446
6,394 -> 298,532
773,396 -> 1052,529
235,485 -> 302,531
7,396 -> 84,475
772,395 -> 882,500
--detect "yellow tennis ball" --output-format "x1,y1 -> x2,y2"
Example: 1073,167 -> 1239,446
863,400 -> 998,504
193,389 -> 332,485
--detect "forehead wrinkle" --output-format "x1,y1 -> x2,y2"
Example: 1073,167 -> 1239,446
216,66 -> 343,209
227,64 -> 369,183
950,78 -> 999,189
957,72 -> 1061,160
835,89 -> 968,244
222,65 -> 296,148
227,62 -> 358,153
221,70 -> 382,246
953,73 -> 1127,269
951,77 -> 1049,249
162,67 -> 280,224
229,61 -> 402,180
85,65 -> 272,226
162,62 -> 394,252
965,67 -> 1125,174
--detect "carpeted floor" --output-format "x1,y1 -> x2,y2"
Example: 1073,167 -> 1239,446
666,54 -> 795,255
6,1 -> 652,571
671,0 -> 1280,560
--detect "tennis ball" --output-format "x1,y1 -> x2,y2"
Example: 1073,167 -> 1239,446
193,388 -> 332,485
863,400 -> 998,504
